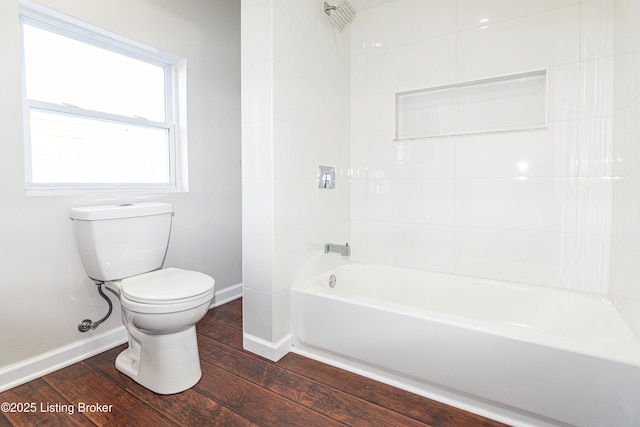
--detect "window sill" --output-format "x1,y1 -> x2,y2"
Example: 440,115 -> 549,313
25,185 -> 184,197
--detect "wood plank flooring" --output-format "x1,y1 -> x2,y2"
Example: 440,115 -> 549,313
0,299 -> 509,426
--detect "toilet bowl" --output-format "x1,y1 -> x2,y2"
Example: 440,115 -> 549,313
70,202 -> 215,394
107,268 -> 214,394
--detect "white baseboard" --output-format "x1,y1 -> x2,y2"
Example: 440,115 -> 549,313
0,326 -> 128,393
243,333 -> 290,362
0,283 -> 243,393
210,282 -> 243,308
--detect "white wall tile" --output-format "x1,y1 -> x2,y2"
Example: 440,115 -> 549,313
243,233 -> 273,293
273,289 -> 290,342
275,0 -> 323,24
362,93 -> 396,143
273,230 -> 310,292
611,0 -> 640,316
612,50 -> 632,114
580,0 -> 615,61
351,54 -> 367,99
274,178 -> 317,234
243,288 -> 273,341
611,176 -> 640,299
241,120 -> 273,180
456,5 -> 581,81
366,178 -> 455,226
365,223 -> 456,272
455,228 -> 576,287
314,89 -> 352,138
616,99 -> 640,176
349,219 -> 368,261
241,60 -> 273,124
391,139 -> 456,179
241,0 -> 267,9
456,0 -> 581,31
273,62 -> 317,128
570,177 -> 612,293
350,7 -> 368,58
548,62 -> 581,121
272,1 -> 318,72
578,117 -> 613,177
241,0 -> 272,66
364,34 -> 456,95
351,179 -> 368,222
455,122 -> 578,179
613,0 -> 640,52
361,0 -> 456,52
455,178 -> 577,232
352,0 -> 615,293
242,178 -> 273,236
614,176 -> 640,251
579,57 -> 615,119
360,135 -> 395,178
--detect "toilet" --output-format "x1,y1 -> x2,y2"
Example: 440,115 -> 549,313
70,202 -> 215,394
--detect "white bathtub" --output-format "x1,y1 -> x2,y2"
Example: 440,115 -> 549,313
289,264 -> 640,427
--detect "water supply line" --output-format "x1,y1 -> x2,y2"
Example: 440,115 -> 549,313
77,281 -> 118,332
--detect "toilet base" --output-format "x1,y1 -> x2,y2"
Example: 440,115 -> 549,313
115,325 -> 202,394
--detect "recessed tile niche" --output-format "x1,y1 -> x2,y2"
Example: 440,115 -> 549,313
395,70 -> 547,140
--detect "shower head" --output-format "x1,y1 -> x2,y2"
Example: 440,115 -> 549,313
324,1 -> 356,33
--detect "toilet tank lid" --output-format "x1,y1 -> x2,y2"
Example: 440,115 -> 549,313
70,202 -> 173,221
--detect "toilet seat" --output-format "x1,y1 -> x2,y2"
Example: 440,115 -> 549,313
118,268 -> 215,314
122,267 -> 214,304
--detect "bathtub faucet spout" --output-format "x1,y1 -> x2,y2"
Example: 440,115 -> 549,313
324,242 -> 350,257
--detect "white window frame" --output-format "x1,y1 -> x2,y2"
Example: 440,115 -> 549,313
19,0 -> 188,195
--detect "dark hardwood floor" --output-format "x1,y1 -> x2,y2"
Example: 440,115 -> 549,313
0,299 -> 508,426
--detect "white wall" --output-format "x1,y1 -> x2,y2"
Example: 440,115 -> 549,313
610,0 -> 640,332
0,0 -> 241,388
241,0 -> 350,359
350,0 -> 615,293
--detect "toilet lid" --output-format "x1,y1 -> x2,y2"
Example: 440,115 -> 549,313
121,268 -> 215,304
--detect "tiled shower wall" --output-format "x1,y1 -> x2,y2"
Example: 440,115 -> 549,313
241,0 -> 351,350
610,0 -> 640,332
241,0 -> 629,355
350,0 -> 615,293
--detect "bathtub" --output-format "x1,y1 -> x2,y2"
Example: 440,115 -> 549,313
289,264 -> 640,427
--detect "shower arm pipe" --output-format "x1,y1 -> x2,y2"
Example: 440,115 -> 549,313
77,281 -> 118,332
324,2 -> 337,15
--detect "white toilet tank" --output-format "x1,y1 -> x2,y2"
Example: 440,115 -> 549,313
70,202 -> 174,282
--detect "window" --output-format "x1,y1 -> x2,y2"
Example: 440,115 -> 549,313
19,1 -> 187,193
